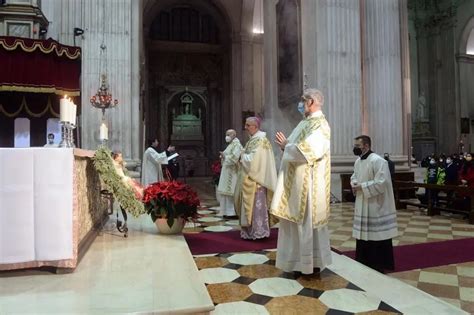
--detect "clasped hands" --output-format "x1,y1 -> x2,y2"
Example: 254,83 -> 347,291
351,181 -> 362,194
275,131 -> 288,150
167,145 -> 175,152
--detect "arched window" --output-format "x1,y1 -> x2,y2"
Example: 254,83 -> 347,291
150,7 -> 219,44
14,117 -> 30,148
46,118 -> 61,145
467,29 -> 474,55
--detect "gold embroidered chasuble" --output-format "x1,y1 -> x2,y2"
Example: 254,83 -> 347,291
217,138 -> 243,196
234,131 -> 278,227
270,111 -> 331,228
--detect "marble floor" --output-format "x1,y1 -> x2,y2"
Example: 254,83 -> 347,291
189,178 -> 474,314
0,177 -> 472,314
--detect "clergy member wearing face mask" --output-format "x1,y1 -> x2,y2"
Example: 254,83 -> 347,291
216,129 -> 243,218
272,88 -> 332,276
350,135 -> 398,273
234,117 -> 278,240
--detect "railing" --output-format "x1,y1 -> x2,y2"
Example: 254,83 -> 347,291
393,180 -> 474,224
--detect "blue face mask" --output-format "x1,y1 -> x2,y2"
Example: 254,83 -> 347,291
297,101 -> 305,114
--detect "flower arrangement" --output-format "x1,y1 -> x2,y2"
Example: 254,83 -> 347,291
211,159 -> 222,186
142,180 -> 200,228
93,147 -> 145,217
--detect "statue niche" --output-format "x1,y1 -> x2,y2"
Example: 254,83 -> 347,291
171,92 -> 204,141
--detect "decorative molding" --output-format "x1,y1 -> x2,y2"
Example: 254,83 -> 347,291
456,53 -> 474,64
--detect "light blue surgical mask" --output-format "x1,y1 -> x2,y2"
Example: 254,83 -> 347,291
297,101 -> 305,114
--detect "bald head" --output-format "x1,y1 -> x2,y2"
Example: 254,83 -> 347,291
226,129 -> 237,138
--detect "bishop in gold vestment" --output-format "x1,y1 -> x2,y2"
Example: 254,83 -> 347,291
235,117 -> 277,240
271,89 -> 332,275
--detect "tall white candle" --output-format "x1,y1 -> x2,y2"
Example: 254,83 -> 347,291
59,95 -> 69,122
99,122 -> 108,140
69,101 -> 77,125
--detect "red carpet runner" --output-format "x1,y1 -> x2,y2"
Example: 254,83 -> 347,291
183,230 -> 474,273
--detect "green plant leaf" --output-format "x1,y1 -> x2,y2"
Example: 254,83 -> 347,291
167,216 -> 174,228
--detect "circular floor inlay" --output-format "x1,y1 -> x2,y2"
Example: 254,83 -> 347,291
225,220 -> 240,226
198,217 -> 222,223
204,226 -> 233,232
198,210 -> 214,215
185,222 -> 202,228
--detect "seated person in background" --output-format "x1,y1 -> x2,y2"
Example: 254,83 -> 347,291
112,151 -> 144,199
44,133 -> 57,147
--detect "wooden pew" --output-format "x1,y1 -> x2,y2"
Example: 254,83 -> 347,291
393,181 -> 474,224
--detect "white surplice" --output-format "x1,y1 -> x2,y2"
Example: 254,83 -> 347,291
141,147 -> 168,186
271,111 -> 332,274
351,153 -> 398,241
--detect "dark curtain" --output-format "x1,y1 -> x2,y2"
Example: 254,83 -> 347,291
0,92 -> 80,147
0,36 -> 81,95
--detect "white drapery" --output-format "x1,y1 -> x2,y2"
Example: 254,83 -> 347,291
0,148 -> 73,264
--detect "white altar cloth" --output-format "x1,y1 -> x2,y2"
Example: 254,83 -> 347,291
0,148 -> 73,264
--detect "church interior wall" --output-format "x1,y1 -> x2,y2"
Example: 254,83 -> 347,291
409,0 -> 474,156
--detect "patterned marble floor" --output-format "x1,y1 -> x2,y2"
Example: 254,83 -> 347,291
186,177 -> 474,314
196,250 -> 402,314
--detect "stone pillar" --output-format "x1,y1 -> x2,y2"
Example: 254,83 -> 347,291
301,0 -> 363,172
362,0 -> 407,167
399,0 -> 412,163
41,0 -> 141,161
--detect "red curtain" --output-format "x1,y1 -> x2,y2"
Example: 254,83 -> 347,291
0,36 -> 81,96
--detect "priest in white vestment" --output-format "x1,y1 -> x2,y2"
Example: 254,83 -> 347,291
141,139 -> 174,186
351,135 -> 398,273
235,117 -> 278,240
217,129 -> 243,218
271,88 -> 332,275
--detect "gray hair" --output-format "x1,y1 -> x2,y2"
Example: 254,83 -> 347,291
246,117 -> 261,129
302,88 -> 324,106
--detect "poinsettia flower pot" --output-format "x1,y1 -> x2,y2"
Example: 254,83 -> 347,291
154,217 -> 185,234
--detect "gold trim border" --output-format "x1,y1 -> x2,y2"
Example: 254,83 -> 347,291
0,37 -> 81,60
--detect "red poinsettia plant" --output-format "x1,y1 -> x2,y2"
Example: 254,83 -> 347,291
211,159 -> 222,185
142,180 -> 200,228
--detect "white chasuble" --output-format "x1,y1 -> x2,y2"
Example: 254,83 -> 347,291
270,111 -> 331,228
234,131 -> 277,226
217,138 -> 243,196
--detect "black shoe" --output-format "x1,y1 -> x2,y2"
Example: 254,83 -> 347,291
292,271 -> 302,279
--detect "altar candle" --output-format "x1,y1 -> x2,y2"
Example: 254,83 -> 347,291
99,122 -> 108,140
60,95 -> 70,122
69,100 -> 77,125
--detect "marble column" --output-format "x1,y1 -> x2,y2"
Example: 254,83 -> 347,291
300,0 -> 363,171
231,36 -> 244,140
41,0 -> 141,162
362,0 -> 407,166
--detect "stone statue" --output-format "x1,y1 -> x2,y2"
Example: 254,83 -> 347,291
417,91 -> 428,122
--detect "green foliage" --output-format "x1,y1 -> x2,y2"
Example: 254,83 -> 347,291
92,147 -> 145,217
